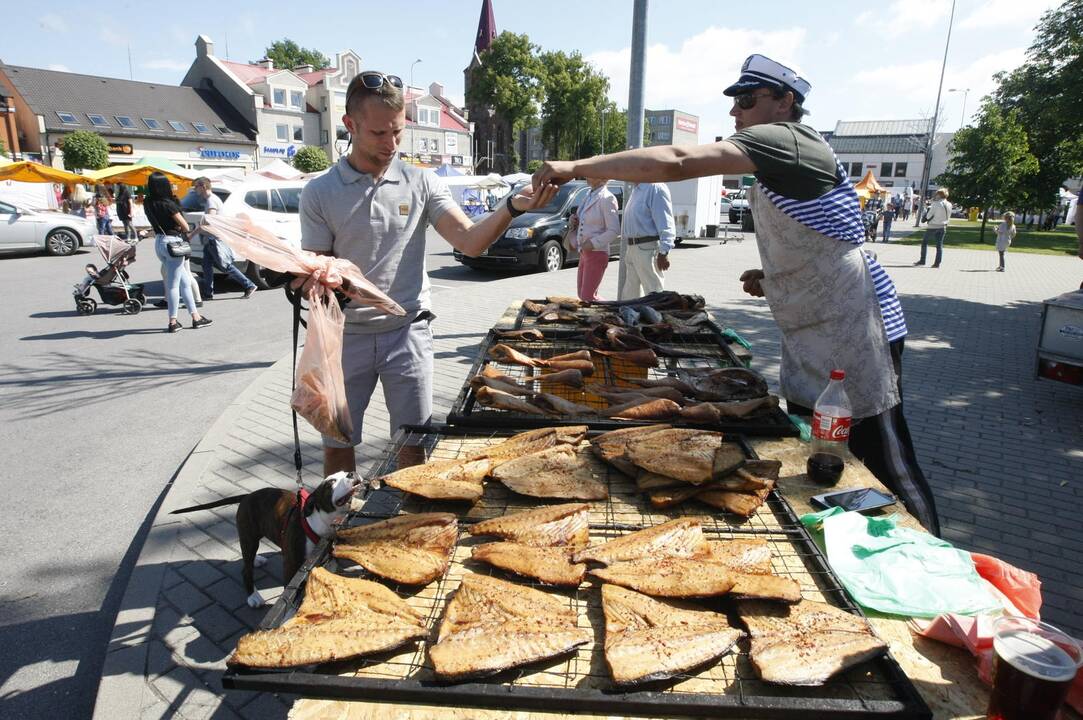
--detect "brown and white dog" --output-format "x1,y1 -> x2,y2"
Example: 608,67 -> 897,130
170,472 -> 363,607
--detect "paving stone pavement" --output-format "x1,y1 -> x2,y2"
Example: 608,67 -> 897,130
93,237 -> 1083,719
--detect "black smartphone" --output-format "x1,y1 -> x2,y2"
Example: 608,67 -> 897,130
810,487 -> 896,512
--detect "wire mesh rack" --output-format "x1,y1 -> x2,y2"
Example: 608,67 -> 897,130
447,330 -> 797,437
223,425 -> 931,718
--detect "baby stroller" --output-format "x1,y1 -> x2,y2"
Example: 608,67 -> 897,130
73,235 -> 146,315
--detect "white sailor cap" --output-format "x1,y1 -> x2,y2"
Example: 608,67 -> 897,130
723,54 -> 811,104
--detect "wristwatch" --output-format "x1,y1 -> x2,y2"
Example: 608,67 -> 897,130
505,193 -> 524,218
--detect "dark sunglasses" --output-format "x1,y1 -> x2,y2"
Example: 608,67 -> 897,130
357,71 -> 403,91
733,91 -> 775,110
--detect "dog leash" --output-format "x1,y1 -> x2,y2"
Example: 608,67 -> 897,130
285,283 -> 308,503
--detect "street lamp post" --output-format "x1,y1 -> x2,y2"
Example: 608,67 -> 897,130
948,87 -> 970,129
915,0 -> 956,227
410,58 -> 423,90
409,59 -> 422,159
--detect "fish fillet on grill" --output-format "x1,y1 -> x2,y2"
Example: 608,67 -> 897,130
471,542 -> 586,586
573,518 -> 706,565
697,480 -> 775,517
334,513 -> 457,585
430,573 -> 591,680
467,426 -> 589,465
591,425 -> 673,477
467,503 -> 590,548
602,584 -> 744,685
591,556 -> 737,597
490,445 -> 608,500
737,598 -> 887,685
228,567 -> 427,668
623,429 -> 725,484
378,458 -> 489,502
699,539 -> 800,601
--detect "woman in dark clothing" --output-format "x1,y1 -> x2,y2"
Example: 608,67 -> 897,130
144,172 -> 212,333
115,184 -> 135,239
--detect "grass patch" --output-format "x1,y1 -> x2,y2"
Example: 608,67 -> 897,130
889,220 -> 1079,256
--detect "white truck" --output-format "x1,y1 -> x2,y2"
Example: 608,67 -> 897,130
667,175 -> 724,242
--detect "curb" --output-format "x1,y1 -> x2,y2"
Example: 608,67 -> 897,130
91,353 -> 295,720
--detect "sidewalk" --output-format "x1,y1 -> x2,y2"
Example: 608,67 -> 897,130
93,239 -> 1083,719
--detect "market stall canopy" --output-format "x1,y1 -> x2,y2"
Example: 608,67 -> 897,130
441,173 -> 509,190
502,172 -> 531,185
87,159 -> 197,194
0,160 -> 89,188
434,164 -> 464,177
255,159 -> 302,180
854,170 -> 887,198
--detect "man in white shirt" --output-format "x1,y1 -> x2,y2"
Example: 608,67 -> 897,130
915,188 -> 952,268
620,182 -> 676,299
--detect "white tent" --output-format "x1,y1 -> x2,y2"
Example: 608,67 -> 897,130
439,172 -> 509,190
255,159 -> 302,180
201,167 -> 248,184
502,172 -> 531,185
0,179 -> 59,209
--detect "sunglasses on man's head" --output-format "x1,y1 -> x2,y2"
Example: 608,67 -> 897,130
733,91 -> 775,110
357,71 -> 403,90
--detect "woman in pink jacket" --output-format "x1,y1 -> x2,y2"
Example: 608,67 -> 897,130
568,178 -> 619,301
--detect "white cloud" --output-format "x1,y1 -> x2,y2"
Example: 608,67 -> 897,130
99,27 -> 128,46
143,59 -> 190,72
38,13 -> 67,33
855,0 -> 950,30
586,26 -> 807,140
47,64 -> 70,72
959,0 -> 1059,29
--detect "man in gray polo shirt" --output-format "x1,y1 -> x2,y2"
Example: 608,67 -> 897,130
299,71 -> 555,476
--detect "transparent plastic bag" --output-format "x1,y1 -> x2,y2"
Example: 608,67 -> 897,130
290,289 -> 352,444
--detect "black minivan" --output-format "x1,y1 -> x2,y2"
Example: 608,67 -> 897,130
454,181 -> 625,273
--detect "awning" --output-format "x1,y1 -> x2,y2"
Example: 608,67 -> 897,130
254,158 -> 302,180
0,160 -> 89,187
854,170 -> 887,196
87,162 -> 197,194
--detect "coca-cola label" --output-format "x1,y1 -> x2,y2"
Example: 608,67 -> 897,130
813,411 -> 851,441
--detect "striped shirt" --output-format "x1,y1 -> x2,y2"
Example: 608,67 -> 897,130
760,163 -> 908,342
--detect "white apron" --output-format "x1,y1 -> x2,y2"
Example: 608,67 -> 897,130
750,183 -> 900,419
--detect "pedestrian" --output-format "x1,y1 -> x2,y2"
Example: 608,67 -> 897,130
189,177 -> 257,299
143,172 -> 212,333
882,202 -> 896,242
115,184 -> 135,240
534,53 -> 939,535
568,177 -> 619,301
995,212 -> 1016,272
620,181 -> 676,299
95,187 -> 114,235
914,188 -> 951,267
295,70 -> 555,477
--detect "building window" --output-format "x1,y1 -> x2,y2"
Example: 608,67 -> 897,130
143,117 -> 163,130
894,162 -> 908,177
168,121 -> 186,132
881,162 -> 893,178
86,114 -> 109,127
115,115 -> 136,128
56,111 -> 80,125
336,125 -> 349,140
293,125 -> 304,142
290,91 -> 304,109
660,115 -> 671,125
276,124 -> 289,141
417,107 -> 439,127
333,91 -> 346,108
850,162 -> 863,177
216,125 -> 232,135
192,122 -> 211,134
321,129 -> 329,145
273,88 -> 286,107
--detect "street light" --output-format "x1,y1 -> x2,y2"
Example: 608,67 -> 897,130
409,59 -> 422,160
915,0 -> 956,227
947,88 -> 970,129
410,59 -> 422,90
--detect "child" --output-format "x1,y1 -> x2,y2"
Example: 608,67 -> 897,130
995,212 -> 1016,272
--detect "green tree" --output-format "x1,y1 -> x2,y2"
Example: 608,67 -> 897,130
992,0 -> 1083,211
526,160 -> 543,173
60,130 -> 109,172
264,39 -> 330,70
290,145 -> 330,173
468,31 -> 545,171
936,102 -> 1038,243
539,51 -> 610,160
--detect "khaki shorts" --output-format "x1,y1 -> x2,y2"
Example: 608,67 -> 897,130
323,319 -> 434,448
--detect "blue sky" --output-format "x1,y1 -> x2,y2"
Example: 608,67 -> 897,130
11,0 -> 1057,142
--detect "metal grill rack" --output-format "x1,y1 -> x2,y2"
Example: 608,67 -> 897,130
448,331 -> 796,436
512,300 -> 723,337
223,426 -> 931,718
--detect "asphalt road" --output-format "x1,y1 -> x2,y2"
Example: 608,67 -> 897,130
0,229 -> 490,719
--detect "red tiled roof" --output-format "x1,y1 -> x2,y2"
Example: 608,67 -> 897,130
296,70 -> 328,86
221,60 -> 326,87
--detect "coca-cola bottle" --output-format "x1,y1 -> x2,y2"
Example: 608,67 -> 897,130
808,369 -> 852,485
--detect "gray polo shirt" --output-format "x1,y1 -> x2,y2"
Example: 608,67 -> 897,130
300,156 -> 457,333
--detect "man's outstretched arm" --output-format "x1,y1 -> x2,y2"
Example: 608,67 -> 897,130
533,141 -> 757,188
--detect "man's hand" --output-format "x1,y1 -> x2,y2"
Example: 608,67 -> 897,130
740,268 -> 765,297
532,160 -> 577,190
510,183 -> 558,213
656,253 -> 671,271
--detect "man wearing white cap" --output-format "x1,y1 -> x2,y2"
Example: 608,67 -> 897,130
533,54 -> 939,535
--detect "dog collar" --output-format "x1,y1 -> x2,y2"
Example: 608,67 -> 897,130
298,489 -> 322,545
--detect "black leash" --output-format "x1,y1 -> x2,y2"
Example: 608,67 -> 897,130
285,283 -> 308,505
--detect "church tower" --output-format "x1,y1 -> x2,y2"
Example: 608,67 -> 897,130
464,0 -> 514,173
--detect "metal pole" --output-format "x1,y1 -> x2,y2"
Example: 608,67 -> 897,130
960,88 -> 969,129
618,0 -> 648,300
916,0 -> 955,227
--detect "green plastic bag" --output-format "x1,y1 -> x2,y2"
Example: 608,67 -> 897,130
800,508 -> 1000,618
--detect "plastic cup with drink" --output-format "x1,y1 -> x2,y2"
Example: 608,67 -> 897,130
987,616 -> 1082,720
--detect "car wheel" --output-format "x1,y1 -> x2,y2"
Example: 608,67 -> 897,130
538,241 -> 563,273
76,298 -> 97,315
46,228 -> 80,256
243,261 -> 271,290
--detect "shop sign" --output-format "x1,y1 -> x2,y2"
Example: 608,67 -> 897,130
262,144 -> 297,158
451,155 -> 464,166
675,116 -> 698,134
108,143 -> 134,155
417,153 -> 432,164
445,132 -> 458,153
199,148 -> 241,160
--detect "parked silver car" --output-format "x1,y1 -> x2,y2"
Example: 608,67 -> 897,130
0,201 -> 98,255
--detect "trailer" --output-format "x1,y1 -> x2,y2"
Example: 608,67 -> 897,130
667,175 -> 724,241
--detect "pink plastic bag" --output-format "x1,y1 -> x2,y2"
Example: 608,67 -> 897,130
290,289 -> 352,444
201,213 -> 405,316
